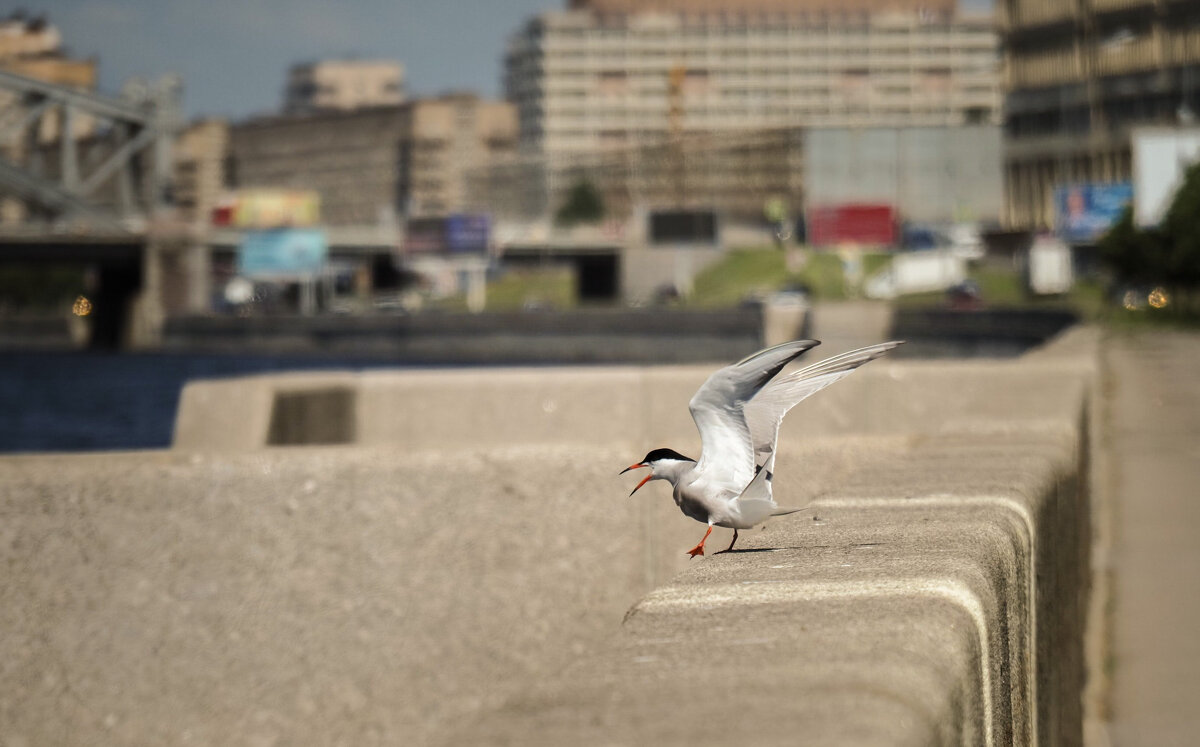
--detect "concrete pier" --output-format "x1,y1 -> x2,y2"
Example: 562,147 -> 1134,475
1,328 -> 1104,745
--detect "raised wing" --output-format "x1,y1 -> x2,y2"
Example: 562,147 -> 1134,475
744,341 -> 904,473
688,339 -> 820,493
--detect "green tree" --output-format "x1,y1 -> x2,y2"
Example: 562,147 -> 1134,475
1160,161 -> 1200,290
554,179 -> 605,227
1100,162 -> 1200,313
1099,206 -> 1165,287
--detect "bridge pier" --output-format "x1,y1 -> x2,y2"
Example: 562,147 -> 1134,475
127,236 -> 212,349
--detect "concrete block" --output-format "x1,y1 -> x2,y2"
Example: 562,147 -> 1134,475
446,427 -> 1089,746
355,366 -> 649,451
0,445 -> 698,747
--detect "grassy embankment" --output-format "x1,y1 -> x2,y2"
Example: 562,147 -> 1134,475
459,246 -> 1193,324
688,246 -> 1110,319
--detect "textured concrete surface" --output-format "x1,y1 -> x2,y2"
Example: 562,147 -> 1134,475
0,445 -> 698,747
2,327 -> 1100,745
1105,331 -> 1200,746
447,427 -> 1090,746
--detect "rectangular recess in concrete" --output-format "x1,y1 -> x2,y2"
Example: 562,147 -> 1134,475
266,387 -> 357,445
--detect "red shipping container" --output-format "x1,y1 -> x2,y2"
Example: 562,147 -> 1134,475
807,203 -> 897,248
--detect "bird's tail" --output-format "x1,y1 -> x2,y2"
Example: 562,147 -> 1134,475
771,506 -> 815,517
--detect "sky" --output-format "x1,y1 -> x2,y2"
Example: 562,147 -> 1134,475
38,0 -> 993,121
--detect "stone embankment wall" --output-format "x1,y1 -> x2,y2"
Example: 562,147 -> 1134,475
1,327 -> 1098,746
161,307 -> 778,364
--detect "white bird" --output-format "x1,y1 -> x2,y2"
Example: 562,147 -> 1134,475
621,339 -> 903,557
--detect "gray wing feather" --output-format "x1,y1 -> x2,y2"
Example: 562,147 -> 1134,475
688,339 -> 820,492
744,341 -> 904,474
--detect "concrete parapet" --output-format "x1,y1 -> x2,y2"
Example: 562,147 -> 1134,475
5,328 -> 1098,745
161,307 -> 767,364
446,427 -> 1090,746
175,332 -> 1093,453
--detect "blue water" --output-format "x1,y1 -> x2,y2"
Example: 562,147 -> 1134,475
0,351 -> 409,453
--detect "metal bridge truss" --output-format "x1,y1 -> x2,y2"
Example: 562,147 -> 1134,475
0,68 -> 181,225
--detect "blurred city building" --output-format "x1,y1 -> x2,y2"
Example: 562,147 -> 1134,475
570,0 -> 952,11
0,13 -> 183,230
1002,0 -> 1200,229
172,119 -> 230,226
283,59 -> 406,115
0,12 -> 100,223
501,1 -> 1000,219
229,94 -> 517,225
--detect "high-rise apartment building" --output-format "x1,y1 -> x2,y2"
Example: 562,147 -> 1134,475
570,0 -> 953,14
1002,0 -> 1200,230
504,4 -> 1000,217
283,60 -> 405,115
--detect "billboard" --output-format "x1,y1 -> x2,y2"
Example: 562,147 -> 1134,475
237,228 -> 328,278
807,203 -> 897,248
445,214 -> 491,254
1054,182 -> 1132,243
403,215 -> 491,254
214,190 -> 321,228
1132,127 -> 1200,226
403,217 -> 446,254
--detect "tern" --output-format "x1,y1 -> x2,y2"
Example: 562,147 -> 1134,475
621,339 -> 902,557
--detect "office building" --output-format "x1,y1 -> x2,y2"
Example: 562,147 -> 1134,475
1002,0 -> 1200,229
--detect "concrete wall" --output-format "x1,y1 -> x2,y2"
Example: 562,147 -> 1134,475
2,327 -> 1099,745
162,307 -> 773,365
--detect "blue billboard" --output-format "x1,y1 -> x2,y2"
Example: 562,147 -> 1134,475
238,228 -> 328,278
445,214 -> 490,254
1055,182 -> 1133,243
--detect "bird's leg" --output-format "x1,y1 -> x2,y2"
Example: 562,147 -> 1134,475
686,526 -> 713,558
716,529 -> 739,554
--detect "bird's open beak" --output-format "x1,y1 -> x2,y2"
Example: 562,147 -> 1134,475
620,462 -> 652,496
628,473 -> 653,496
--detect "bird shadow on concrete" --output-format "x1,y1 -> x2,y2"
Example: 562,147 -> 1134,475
716,544 -> 832,555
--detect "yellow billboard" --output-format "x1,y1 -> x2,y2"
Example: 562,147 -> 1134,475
216,190 -> 320,228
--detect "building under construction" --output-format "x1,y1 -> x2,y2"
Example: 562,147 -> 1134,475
470,123 -> 1002,227
503,0 -> 1000,221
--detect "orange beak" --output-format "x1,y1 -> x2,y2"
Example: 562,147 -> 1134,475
629,472 -> 653,496
620,462 -> 652,496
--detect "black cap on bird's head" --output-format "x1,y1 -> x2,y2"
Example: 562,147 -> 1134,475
619,448 -> 696,496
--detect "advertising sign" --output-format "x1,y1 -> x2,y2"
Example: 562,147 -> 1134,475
403,217 -> 447,254
403,215 -> 492,254
1054,182 -> 1132,243
445,214 -> 491,254
237,228 -> 328,278
807,204 -> 897,248
214,190 -> 321,228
